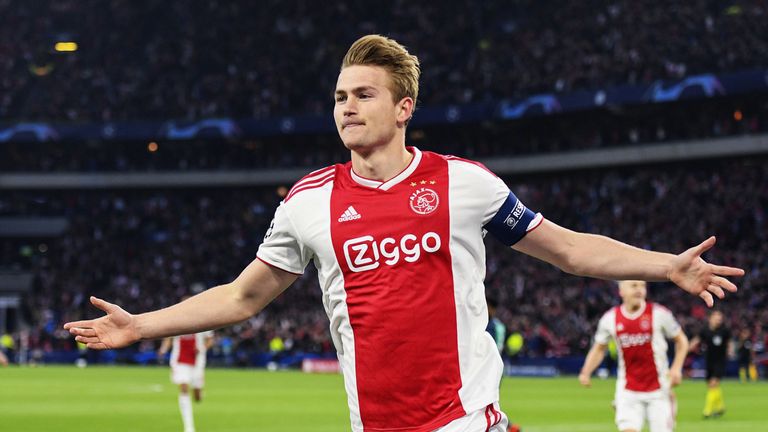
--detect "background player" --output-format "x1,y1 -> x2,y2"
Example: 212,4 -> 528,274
579,280 -> 689,432
689,310 -> 731,418
64,35 -> 743,431
158,327 -> 215,432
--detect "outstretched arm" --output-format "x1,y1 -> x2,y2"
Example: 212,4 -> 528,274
157,337 -> 172,356
64,259 -> 298,349
688,336 -> 701,353
668,330 -> 689,386
578,342 -> 608,387
513,220 -> 744,306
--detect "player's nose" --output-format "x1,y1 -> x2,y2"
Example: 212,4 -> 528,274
344,96 -> 359,113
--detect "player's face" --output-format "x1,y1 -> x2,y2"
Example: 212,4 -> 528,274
618,280 -> 647,307
333,65 -> 407,152
710,311 -> 723,328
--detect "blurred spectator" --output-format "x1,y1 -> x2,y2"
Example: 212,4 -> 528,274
2,154 -> 766,361
1,0 -> 766,122
1,95 -> 766,173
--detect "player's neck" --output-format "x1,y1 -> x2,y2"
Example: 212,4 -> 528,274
621,300 -> 646,315
350,142 -> 413,182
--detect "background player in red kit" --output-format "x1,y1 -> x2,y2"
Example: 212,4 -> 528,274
65,35 -> 743,432
579,280 -> 689,432
158,329 -> 214,432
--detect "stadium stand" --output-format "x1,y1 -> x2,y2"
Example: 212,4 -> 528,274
2,156 -> 766,367
0,0 -> 766,376
1,0 -> 766,121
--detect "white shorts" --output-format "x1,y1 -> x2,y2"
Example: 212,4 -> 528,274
434,402 -> 508,432
171,364 -> 205,389
615,389 -> 675,432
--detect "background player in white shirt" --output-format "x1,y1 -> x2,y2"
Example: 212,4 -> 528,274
579,281 -> 689,432
158,328 -> 215,432
65,35 -> 743,432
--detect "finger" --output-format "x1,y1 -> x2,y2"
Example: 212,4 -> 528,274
691,236 -> 716,256
707,284 -> 726,299
90,296 -> 117,314
64,320 -> 94,331
75,336 -> 102,344
69,326 -> 97,337
70,328 -> 97,337
712,275 -> 738,293
699,291 -> 714,308
711,264 -> 745,277
86,342 -> 109,350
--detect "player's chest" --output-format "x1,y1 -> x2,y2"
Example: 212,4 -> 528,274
327,176 -> 452,271
615,312 -> 654,349
330,173 -> 450,233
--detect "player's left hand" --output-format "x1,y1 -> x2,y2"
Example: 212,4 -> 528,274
578,372 -> 591,387
668,237 -> 744,307
668,368 -> 683,387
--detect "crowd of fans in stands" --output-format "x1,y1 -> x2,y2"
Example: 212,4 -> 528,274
2,95 -> 766,172
2,0 -> 768,371
2,156 -> 766,366
1,0 -> 766,122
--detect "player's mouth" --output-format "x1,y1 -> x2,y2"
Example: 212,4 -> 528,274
342,121 -> 365,130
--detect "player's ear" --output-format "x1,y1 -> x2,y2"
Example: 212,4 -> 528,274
396,96 -> 414,125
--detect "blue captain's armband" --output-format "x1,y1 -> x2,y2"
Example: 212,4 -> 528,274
483,192 -> 539,246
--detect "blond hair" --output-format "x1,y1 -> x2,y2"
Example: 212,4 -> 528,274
342,35 -> 421,109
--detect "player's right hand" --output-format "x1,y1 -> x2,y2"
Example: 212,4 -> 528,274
668,368 -> 683,387
578,372 -> 591,387
63,296 -> 140,350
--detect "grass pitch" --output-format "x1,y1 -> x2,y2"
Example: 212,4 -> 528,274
0,365 -> 765,431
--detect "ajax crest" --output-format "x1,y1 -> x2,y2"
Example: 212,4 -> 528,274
409,188 -> 439,215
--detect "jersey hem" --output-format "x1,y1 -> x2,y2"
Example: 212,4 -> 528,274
256,256 -> 303,276
358,405 -> 466,432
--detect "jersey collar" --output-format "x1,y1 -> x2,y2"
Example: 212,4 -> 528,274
620,301 -> 647,320
349,147 -> 422,191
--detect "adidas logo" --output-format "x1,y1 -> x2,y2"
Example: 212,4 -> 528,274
338,206 -> 362,222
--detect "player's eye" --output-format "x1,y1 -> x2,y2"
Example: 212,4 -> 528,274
335,95 -> 346,103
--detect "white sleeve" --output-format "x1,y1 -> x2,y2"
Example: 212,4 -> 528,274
594,313 -> 613,345
449,159 -> 542,246
657,307 -> 682,339
256,201 -> 312,274
483,172 -> 518,225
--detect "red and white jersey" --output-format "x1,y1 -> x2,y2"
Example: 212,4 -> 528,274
595,302 -> 681,393
170,331 -> 213,368
257,147 -> 542,432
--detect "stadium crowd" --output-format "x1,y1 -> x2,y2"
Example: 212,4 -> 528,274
2,0 -> 768,375
2,156 -> 767,368
2,95 -> 766,172
0,0 -> 766,122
